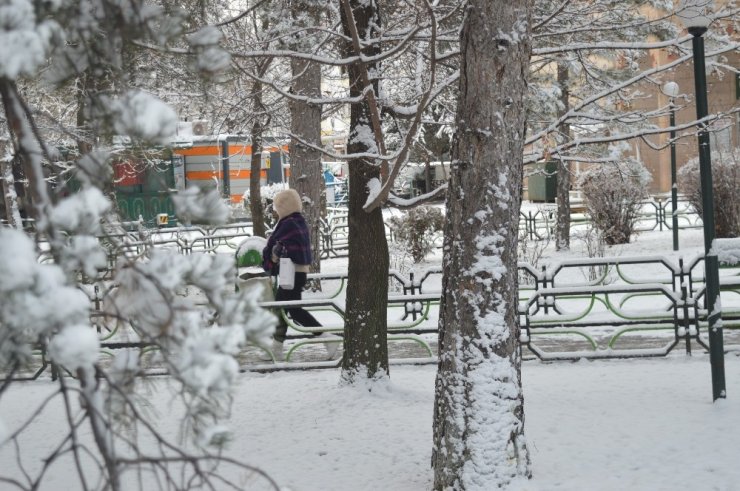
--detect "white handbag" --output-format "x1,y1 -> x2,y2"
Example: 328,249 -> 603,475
279,257 -> 295,289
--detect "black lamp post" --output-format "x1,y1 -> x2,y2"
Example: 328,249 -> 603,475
662,81 -> 680,251
680,0 -> 725,400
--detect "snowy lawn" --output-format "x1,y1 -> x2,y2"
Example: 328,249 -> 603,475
3,220 -> 737,490
232,355 -> 740,490
3,354 -> 740,490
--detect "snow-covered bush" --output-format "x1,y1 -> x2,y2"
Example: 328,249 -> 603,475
0,0 -> 275,486
243,182 -> 287,231
574,225 -> 610,283
678,146 -> 740,239
579,160 -> 651,245
388,242 -> 414,293
388,206 -> 444,263
517,229 -> 550,285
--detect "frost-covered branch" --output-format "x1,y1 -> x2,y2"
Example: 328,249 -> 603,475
526,43 -> 740,152
534,35 -> 693,55
0,0 -> 281,488
362,0 -> 440,212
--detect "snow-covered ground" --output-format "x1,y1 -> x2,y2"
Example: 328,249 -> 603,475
3,213 -> 739,490
3,355 -> 739,490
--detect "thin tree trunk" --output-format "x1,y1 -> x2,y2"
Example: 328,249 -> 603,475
433,0 -> 532,488
250,117 -> 266,237
2,129 -> 29,224
289,35 -> 323,274
425,157 -> 432,194
0,121 -> 22,228
1,153 -> 23,229
1,79 -> 45,227
340,0 -> 389,381
555,60 -> 571,251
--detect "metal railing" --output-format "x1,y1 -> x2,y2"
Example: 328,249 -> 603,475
6,251 -> 740,380
247,251 -> 740,363
519,196 -> 701,241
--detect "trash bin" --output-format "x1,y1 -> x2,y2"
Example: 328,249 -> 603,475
235,236 -> 274,302
527,161 -> 557,203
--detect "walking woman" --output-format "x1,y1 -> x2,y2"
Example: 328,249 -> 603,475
261,189 -> 338,361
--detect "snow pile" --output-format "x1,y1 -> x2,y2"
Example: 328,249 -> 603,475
49,187 -> 110,234
175,319 -> 243,395
48,324 -> 100,371
713,238 -> 740,266
243,182 -> 289,204
0,229 -> 90,366
0,0 -> 59,79
111,348 -> 140,378
4,356 -> 740,490
60,235 -> 108,278
237,236 -> 268,270
172,186 -> 231,225
349,123 -> 378,154
112,251 -> 275,393
110,90 -> 178,144
237,236 -> 268,258
459,354 -> 528,490
364,177 -> 382,208
187,26 -> 230,74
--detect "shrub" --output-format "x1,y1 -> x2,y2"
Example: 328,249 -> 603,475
678,146 -> 740,239
579,160 -> 651,245
574,225 -> 610,283
388,206 -> 445,263
243,183 -> 287,229
517,226 -> 550,286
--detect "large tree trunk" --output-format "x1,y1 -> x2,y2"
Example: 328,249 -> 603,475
288,3 -> 323,274
340,0 -> 389,381
432,0 -> 532,488
555,60 -> 571,251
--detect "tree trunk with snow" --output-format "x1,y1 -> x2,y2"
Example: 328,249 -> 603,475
1,126 -> 22,229
432,0 -> 532,488
250,117 -> 266,238
339,0 -> 389,381
555,60 -> 571,251
288,3 -> 324,274
1,157 -> 22,229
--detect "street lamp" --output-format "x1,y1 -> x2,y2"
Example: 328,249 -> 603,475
679,0 -> 725,400
662,81 -> 680,251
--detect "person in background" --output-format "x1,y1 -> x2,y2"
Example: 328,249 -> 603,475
262,189 -> 339,361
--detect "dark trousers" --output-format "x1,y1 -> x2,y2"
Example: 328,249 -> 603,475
274,272 -> 322,342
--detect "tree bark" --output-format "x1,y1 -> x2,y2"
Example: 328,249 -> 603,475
288,2 -> 323,274
1,79 -> 44,227
0,121 -> 22,228
0,119 -> 29,225
433,1 -> 532,488
555,60 -> 571,251
1,157 -> 22,229
250,117 -> 266,237
340,0 -> 389,381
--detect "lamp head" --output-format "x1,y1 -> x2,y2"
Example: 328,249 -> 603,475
677,0 -> 713,34
662,81 -> 680,98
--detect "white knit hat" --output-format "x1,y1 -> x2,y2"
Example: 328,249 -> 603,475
273,189 -> 302,219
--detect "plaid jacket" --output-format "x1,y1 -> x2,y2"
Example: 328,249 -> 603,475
262,212 -> 313,273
